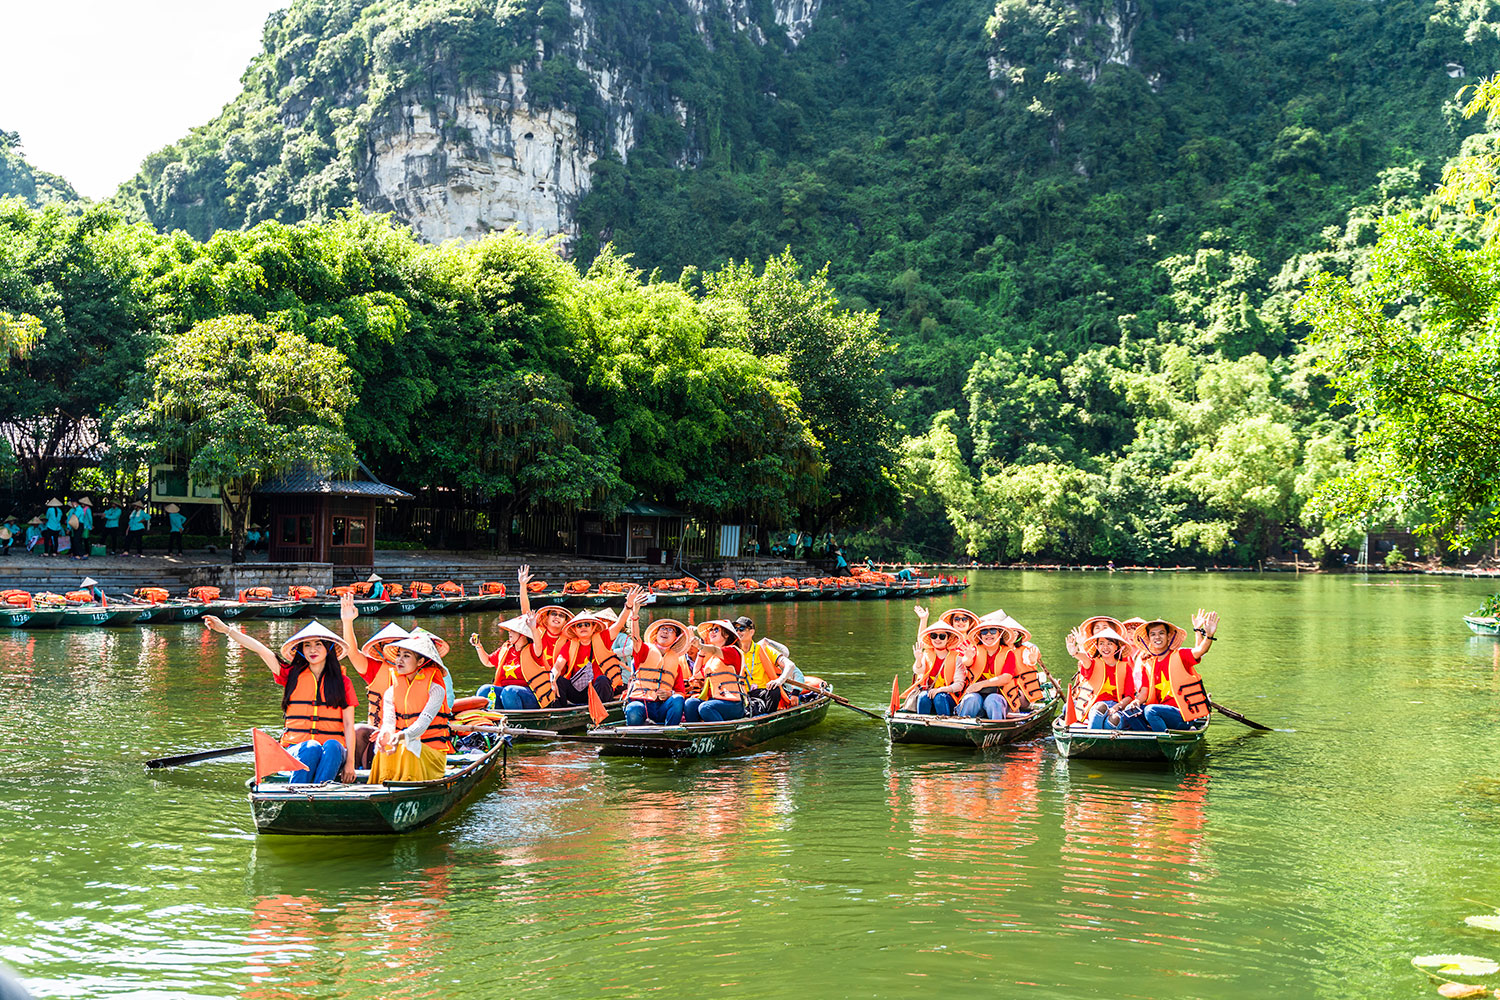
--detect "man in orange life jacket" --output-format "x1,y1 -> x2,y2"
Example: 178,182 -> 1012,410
1137,609 -> 1218,732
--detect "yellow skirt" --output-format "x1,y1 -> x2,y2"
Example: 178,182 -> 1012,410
367,742 -> 448,784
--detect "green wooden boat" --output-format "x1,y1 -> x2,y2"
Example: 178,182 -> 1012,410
1465,615 -> 1500,636
485,699 -> 625,735
888,686 -> 1061,749
52,605 -> 145,627
247,744 -> 506,835
0,607 -> 64,629
170,602 -> 207,622
1050,717 -> 1209,762
377,597 -> 425,615
249,601 -> 301,618
203,601 -> 264,621
422,596 -> 461,615
574,693 -> 831,758
651,591 -> 690,607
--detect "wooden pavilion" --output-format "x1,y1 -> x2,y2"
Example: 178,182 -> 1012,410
257,463 -> 411,566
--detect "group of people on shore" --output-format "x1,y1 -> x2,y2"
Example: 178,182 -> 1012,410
0,496 -> 186,558
203,565 -> 813,786
1063,610 -> 1218,732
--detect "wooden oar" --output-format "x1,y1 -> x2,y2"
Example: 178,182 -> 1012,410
782,679 -> 883,720
1210,701 -> 1273,732
146,744 -> 253,769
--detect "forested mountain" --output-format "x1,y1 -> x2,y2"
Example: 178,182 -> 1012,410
103,0 -> 1500,561
0,132 -> 80,207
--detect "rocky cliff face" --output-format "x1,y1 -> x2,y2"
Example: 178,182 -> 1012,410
356,0 -> 823,244
987,0 -> 1143,97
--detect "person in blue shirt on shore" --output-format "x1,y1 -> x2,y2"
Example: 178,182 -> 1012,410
101,501 -> 123,555
126,502 -> 148,556
68,496 -> 93,560
41,498 -> 63,555
165,504 -> 185,555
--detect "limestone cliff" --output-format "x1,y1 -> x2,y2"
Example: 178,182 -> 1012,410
117,0 -> 823,244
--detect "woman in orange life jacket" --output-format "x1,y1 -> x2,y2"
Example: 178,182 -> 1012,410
1065,622 -> 1140,730
476,612 -> 560,711
956,620 -> 1020,721
623,618 -> 690,726
1137,610 -> 1218,733
900,623 -> 968,715
202,615 -> 357,783
471,618 -> 529,708
369,632 -> 454,784
552,586 -> 647,705
352,621 -> 409,767
911,605 -> 982,653
684,620 -> 747,723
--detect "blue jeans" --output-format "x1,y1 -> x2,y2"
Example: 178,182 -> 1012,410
625,696 -> 684,726
288,739 -> 345,783
957,693 -> 1007,720
499,685 -> 540,711
1095,704 -> 1151,731
915,691 -> 956,716
1088,700 -> 1117,730
695,699 -> 746,722
1145,704 -> 1188,732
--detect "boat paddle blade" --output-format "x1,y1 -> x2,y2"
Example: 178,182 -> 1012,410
252,728 -> 304,780
587,683 -> 608,726
889,676 -> 900,716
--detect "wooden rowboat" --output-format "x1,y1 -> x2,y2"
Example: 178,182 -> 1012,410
0,607 -> 64,629
486,699 -> 625,735
1465,615 -> 1500,636
1050,717 -> 1209,762
248,601 -> 301,618
51,606 -> 146,627
571,693 -> 831,758
247,744 -> 506,835
887,686 -> 1062,749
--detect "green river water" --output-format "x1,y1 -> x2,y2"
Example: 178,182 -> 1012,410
4,570 -> 1500,999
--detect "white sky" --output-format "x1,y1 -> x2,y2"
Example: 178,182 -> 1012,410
0,1 -> 289,199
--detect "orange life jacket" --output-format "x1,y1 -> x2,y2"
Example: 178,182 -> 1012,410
914,647 -> 958,690
1003,646 -> 1045,705
189,586 -> 220,602
280,668 -> 349,748
1148,649 -> 1210,722
970,647 -> 1026,711
366,668 -> 389,727
389,665 -> 453,753
591,633 -> 624,695
629,646 -> 679,702
512,644 -> 558,708
697,651 -> 744,702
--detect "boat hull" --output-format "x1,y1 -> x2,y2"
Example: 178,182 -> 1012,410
581,695 -> 831,758
250,602 -> 301,618
1466,615 -> 1500,636
0,608 -> 64,629
248,746 -> 505,835
888,692 -> 1060,748
1051,718 -> 1208,762
489,700 -> 625,734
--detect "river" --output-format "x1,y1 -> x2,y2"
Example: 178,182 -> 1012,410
2,571 -> 1499,998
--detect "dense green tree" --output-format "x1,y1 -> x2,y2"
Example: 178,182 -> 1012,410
113,314 -> 357,561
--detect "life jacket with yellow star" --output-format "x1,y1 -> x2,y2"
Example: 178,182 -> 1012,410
1145,649 -> 1210,723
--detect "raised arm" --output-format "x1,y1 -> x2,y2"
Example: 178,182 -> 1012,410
470,632 -> 494,667
913,604 -> 929,642
339,592 -> 369,678
1191,609 -> 1218,659
517,564 -> 533,617
203,615 -> 281,676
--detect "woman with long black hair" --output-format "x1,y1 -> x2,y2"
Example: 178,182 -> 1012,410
203,596 -> 361,783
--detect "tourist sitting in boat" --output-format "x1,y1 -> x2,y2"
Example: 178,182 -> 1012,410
202,616 -> 357,784
900,623 -> 967,715
684,620 -> 747,722
369,633 -> 454,784
623,618 -> 690,726
732,615 -> 802,713
1065,622 -> 1143,730
957,619 -> 1023,720
355,621 -> 410,767
553,587 -> 647,703
1135,610 -> 1218,732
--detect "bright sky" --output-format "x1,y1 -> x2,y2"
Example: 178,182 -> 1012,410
0,1 -> 289,199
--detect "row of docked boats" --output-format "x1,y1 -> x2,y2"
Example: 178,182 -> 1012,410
0,576 -> 969,630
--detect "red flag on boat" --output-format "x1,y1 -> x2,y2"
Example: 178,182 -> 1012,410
252,727 -> 303,781
586,682 -> 608,726
889,676 -> 900,716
